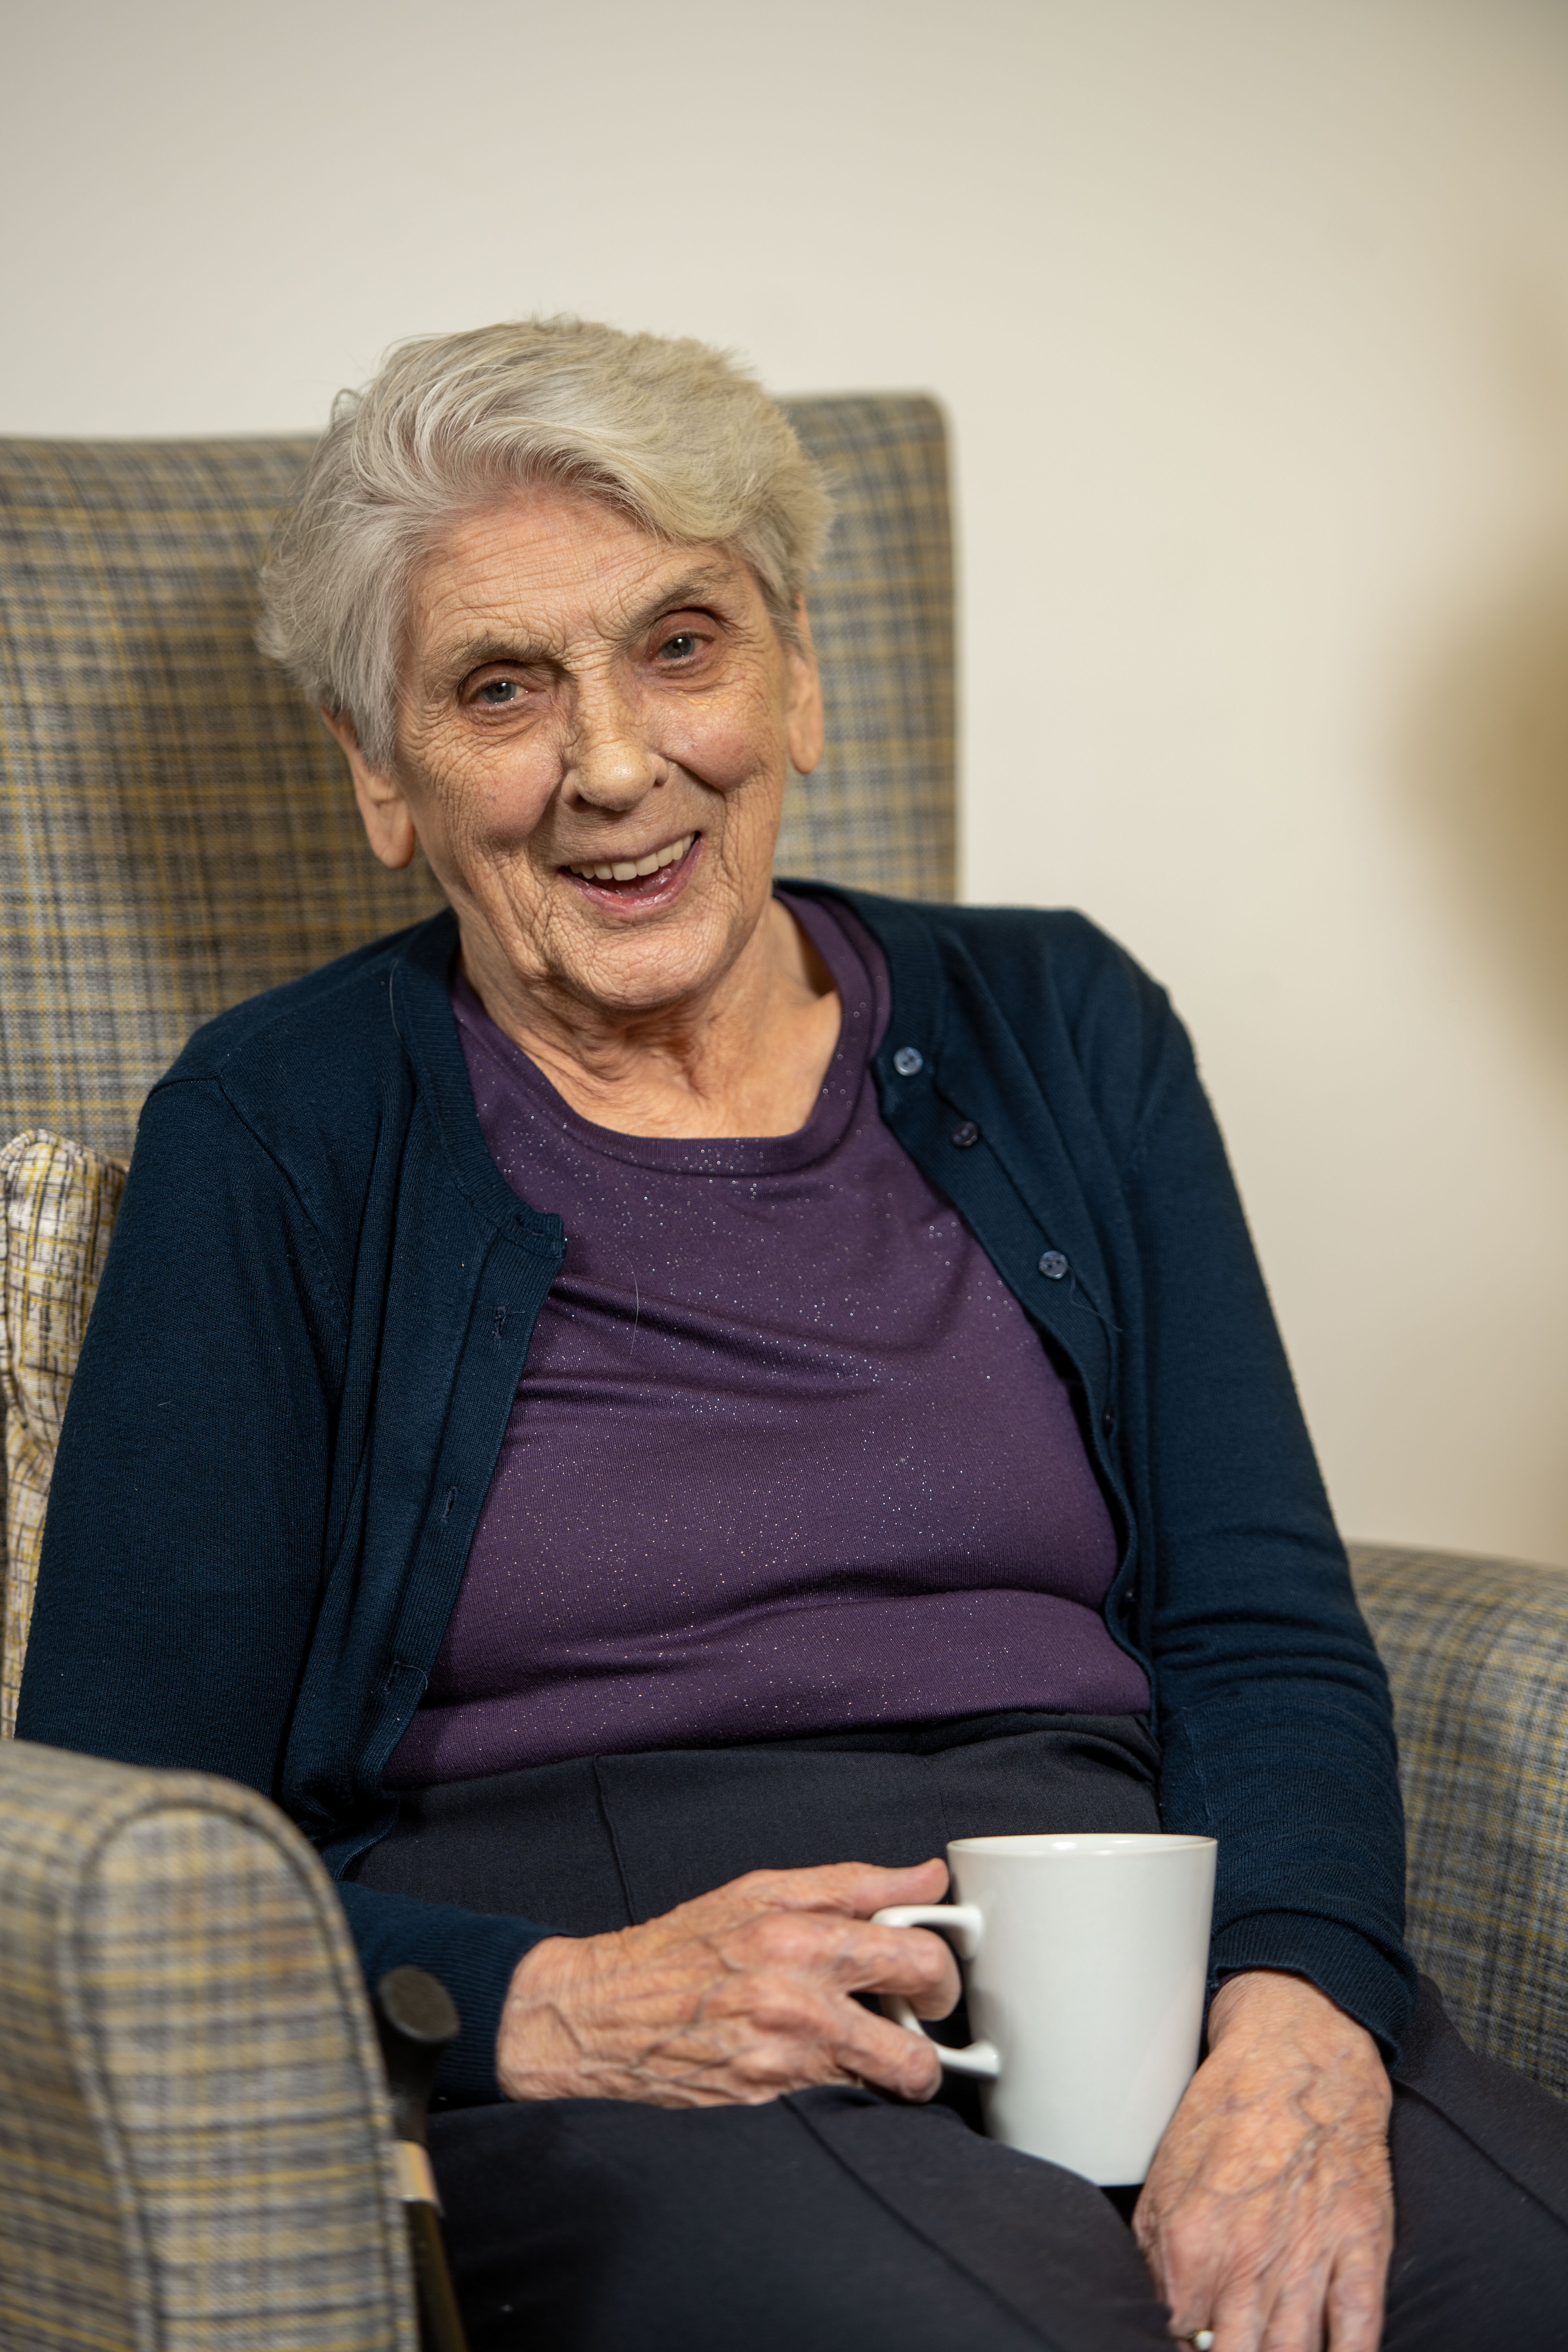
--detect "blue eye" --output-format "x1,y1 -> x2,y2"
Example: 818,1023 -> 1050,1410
476,679 -> 520,704
660,633 -> 699,660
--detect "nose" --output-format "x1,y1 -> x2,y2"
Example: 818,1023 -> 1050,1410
563,669 -> 664,811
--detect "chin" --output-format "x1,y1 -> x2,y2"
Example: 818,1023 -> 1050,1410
561,928 -> 722,1004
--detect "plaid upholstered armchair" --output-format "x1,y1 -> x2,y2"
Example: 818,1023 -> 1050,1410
0,400 -> 953,2346
1,402 -> 1564,2344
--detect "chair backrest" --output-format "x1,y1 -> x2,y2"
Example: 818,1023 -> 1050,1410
0,396 -> 954,1159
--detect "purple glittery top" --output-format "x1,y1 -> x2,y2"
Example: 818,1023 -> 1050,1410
385,894 -> 1148,1788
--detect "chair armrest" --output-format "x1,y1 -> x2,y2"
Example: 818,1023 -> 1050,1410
0,1737 -> 417,2351
1350,1542 -> 1568,2098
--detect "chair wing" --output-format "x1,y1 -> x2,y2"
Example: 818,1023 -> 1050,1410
0,399 -> 955,1160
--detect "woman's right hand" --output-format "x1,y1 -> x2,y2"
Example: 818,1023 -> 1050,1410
494,1858 -> 959,2107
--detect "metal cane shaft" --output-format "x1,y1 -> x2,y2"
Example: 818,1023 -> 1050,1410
404,2199 -> 469,2352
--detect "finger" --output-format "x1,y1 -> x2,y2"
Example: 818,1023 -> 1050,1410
1215,2237 -> 1344,2352
822,1992 -> 948,2101
1250,2277 -> 1325,2352
732,1908 -> 962,2017
696,1964 -> 945,2103
715,1856 -> 951,1922
1201,2277 -> 1269,2352
1144,2247 -> 1234,2351
1134,2201 -> 1257,2350
1319,2234 -> 1389,2352
855,1922 -> 963,2017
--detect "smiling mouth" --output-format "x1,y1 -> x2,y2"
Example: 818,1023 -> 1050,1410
565,833 -> 695,883
560,832 -> 698,904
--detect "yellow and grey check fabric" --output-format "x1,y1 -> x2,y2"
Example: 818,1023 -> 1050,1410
0,400 -> 954,1162
773,397 -> 955,902
1350,1543 -> 1568,2098
0,435 -> 447,1160
1,1131 -> 126,1737
0,1737 -> 417,2351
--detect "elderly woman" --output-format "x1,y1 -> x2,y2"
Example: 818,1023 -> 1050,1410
19,321 -> 1568,2351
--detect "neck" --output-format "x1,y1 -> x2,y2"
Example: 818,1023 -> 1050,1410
458,895 -> 842,1141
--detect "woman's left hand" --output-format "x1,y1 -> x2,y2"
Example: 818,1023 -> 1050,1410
1133,1969 -> 1394,2352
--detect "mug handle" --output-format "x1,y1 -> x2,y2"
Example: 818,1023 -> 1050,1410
870,1903 -> 1001,2080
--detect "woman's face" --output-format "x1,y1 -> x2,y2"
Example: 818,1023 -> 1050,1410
339,486 -> 823,1023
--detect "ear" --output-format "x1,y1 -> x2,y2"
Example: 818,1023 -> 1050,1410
783,600 -> 825,777
320,709 -> 418,870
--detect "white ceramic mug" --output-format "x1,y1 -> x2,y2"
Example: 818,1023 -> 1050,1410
873,1831 -> 1216,2185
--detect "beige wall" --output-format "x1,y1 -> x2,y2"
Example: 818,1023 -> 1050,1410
5,0 -> 1567,1564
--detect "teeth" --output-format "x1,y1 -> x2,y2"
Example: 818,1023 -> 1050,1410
567,834 -> 693,882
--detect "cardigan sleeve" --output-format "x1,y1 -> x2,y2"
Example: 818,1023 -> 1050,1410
17,1071 -> 548,2103
1118,995 -> 1418,2055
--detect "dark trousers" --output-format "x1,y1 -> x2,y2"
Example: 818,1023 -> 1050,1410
361,1716 -> 1568,2348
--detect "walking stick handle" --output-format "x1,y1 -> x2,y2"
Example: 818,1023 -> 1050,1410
374,1967 -> 469,2352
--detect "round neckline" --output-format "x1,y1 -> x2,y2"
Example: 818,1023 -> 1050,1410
450,892 -> 881,1178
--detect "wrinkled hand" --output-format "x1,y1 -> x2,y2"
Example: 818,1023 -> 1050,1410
1134,1970 -> 1393,2352
496,1858 -> 960,2107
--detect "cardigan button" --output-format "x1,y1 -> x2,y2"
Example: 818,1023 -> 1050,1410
892,1045 -> 924,1076
1038,1250 -> 1068,1280
1102,1407 -> 1116,1436
951,1120 -> 980,1148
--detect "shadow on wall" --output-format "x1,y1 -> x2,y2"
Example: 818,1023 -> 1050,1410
1404,540 -> 1568,1063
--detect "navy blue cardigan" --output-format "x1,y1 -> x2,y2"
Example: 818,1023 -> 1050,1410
19,890 -> 1416,2100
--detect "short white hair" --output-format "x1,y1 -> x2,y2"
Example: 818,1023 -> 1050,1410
257,317 -> 833,772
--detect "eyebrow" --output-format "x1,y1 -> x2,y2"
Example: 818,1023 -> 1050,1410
425,564 -> 742,689
626,566 -> 738,633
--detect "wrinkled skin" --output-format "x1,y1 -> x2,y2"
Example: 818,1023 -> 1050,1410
1134,1969 -> 1393,2350
325,484 -> 837,1140
334,487 -> 1397,2351
496,1859 -> 960,2108
499,1864 -> 1394,2351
